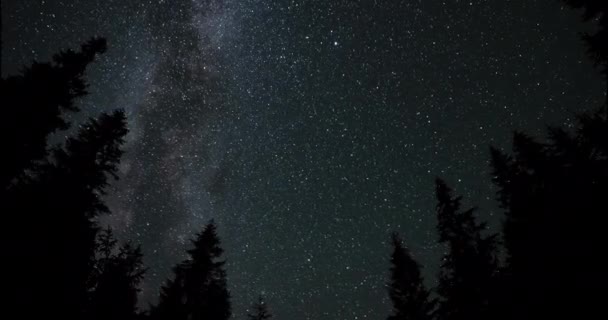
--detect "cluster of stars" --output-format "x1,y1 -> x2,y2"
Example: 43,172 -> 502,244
2,0 -> 606,319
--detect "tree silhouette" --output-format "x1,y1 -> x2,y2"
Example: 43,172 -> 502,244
1,38 -> 131,319
5,109 -> 128,319
152,221 -> 231,320
247,296 -> 272,320
89,228 -> 146,320
563,0 -> 608,78
434,179 -> 498,320
481,2 -> 608,318
490,107 -> 607,319
386,233 -> 435,320
0,37 -> 107,189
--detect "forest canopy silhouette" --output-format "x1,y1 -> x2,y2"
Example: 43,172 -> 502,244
1,0 -> 606,319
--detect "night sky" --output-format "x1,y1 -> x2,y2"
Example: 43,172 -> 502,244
2,1 -> 605,319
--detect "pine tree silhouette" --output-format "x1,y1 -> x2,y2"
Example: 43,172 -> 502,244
0,37 -> 107,189
89,228 -> 146,320
247,296 -> 272,320
434,179 -> 498,320
152,221 -> 231,320
490,108 -> 608,319
2,111 -> 127,319
386,233 -> 435,320
563,0 -> 608,77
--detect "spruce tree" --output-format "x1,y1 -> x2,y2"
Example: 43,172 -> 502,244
5,110 -> 128,319
434,179 -> 497,320
152,221 -> 231,320
2,36 -> 135,320
563,0 -> 608,78
0,37 -> 107,188
386,233 -> 434,320
490,109 -> 608,319
89,228 -> 146,320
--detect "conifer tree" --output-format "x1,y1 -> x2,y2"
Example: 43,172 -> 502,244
563,0 -> 608,77
5,109 -> 128,319
490,109 -> 607,319
152,221 -> 231,320
434,179 -> 497,320
1,36 -> 134,320
0,37 -> 107,188
89,228 -> 146,320
386,233 -> 434,320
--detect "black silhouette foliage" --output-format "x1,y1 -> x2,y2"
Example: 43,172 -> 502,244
490,108 -> 608,319
89,228 -> 146,320
152,221 -> 231,320
434,179 -> 498,320
2,38 -> 131,320
386,233 -> 435,320
5,109 -> 128,319
563,0 -> 608,78
0,37 -> 107,188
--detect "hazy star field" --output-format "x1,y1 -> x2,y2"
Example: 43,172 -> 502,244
2,0 -> 605,319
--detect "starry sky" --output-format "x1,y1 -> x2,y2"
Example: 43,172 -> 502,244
2,0 -> 606,319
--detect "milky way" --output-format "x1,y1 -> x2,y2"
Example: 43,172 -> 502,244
2,1 -> 605,319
